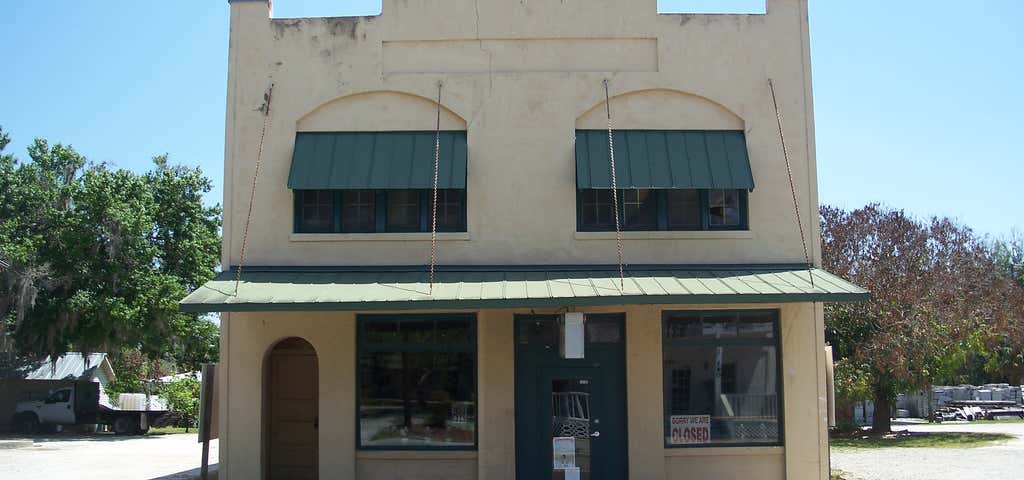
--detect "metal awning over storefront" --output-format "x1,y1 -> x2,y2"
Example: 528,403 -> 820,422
180,265 -> 867,312
575,130 -> 755,190
287,131 -> 468,190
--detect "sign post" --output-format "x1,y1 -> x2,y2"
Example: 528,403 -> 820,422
199,364 -> 217,480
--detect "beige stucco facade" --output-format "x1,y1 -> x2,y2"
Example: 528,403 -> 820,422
222,303 -> 826,480
217,1 -> 832,478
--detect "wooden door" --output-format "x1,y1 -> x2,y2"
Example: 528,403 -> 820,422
267,338 -> 318,480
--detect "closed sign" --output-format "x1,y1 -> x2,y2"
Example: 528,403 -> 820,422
669,415 -> 710,444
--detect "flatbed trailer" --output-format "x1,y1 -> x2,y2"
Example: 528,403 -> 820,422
10,380 -> 169,435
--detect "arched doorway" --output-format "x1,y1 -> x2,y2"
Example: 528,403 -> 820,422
265,337 -> 319,480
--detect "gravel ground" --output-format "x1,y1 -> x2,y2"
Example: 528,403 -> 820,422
0,433 -> 217,480
831,421 -> 1024,479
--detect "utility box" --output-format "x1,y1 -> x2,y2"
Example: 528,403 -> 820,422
560,313 -> 585,359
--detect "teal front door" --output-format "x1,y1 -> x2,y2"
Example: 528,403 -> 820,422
515,315 -> 627,480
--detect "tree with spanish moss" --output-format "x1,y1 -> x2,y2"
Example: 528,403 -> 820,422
0,125 -> 221,374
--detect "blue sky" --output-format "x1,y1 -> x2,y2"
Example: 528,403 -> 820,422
2,1 -> 1021,238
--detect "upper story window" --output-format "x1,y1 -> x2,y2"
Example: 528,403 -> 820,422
288,131 -> 468,234
578,189 -> 747,231
295,189 -> 466,234
575,130 -> 754,232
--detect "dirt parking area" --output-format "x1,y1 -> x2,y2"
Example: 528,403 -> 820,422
831,421 -> 1024,479
0,433 -> 217,480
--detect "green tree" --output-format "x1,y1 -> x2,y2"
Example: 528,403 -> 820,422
0,126 -> 221,373
159,376 -> 202,429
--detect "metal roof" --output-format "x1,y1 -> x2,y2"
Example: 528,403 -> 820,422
288,131 -> 468,190
576,130 -> 755,190
23,353 -> 115,383
179,265 -> 867,312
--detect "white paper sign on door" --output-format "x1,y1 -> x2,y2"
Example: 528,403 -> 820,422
669,415 -> 711,445
552,436 -> 576,469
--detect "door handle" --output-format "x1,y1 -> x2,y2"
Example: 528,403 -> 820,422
590,431 -> 601,438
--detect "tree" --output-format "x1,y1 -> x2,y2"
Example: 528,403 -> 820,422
821,204 -> 1023,432
0,126 -> 221,374
993,233 -> 1023,288
159,376 -> 202,430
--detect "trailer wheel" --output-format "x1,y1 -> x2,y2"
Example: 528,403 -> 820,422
113,416 -> 137,436
12,413 -> 39,435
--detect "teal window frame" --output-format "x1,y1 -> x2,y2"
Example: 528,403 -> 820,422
356,313 -> 478,451
294,189 -> 467,233
576,188 -> 748,232
661,309 -> 784,449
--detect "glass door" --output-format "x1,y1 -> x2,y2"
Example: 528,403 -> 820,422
541,368 -> 602,480
514,315 -> 627,480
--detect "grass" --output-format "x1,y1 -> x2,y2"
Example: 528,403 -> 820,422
830,469 -> 854,480
147,426 -> 194,435
830,431 -> 1014,449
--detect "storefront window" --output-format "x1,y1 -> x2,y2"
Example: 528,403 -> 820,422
662,311 -> 782,447
358,314 -> 476,449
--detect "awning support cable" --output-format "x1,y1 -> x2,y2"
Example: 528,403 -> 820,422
604,79 -> 625,290
235,83 -> 274,295
429,81 -> 443,295
768,78 -> 815,289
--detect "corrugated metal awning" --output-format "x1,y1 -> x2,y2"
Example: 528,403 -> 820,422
179,265 -> 867,312
287,131 -> 467,189
576,130 -> 755,190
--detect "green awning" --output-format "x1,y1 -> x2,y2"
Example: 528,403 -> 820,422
287,131 -> 467,190
576,130 -> 755,190
179,265 -> 867,312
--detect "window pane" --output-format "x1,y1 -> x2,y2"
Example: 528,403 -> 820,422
401,320 -> 435,344
586,319 -> 622,344
387,190 -> 421,231
666,190 -> 700,228
578,189 -> 615,229
664,312 -> 780,447
665,313 -> 774,341
359,351 -> 476,448
709,189 -> 742,227
436,189 -> 466,231
365,321 -> 399,344
621,189 -> 657,229
296,190 -> 334,232
664,344 -> 779,445
437,319 -> 472,345
342,189 -> 376,232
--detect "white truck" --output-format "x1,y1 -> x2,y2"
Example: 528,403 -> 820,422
11,380 -> 169,435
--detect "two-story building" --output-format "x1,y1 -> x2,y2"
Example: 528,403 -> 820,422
181,1 -> 867,478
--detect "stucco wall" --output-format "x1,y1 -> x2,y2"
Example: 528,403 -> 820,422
223,0 -> 820,268
218,302 -> 824,479
220,1 -> 827,478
